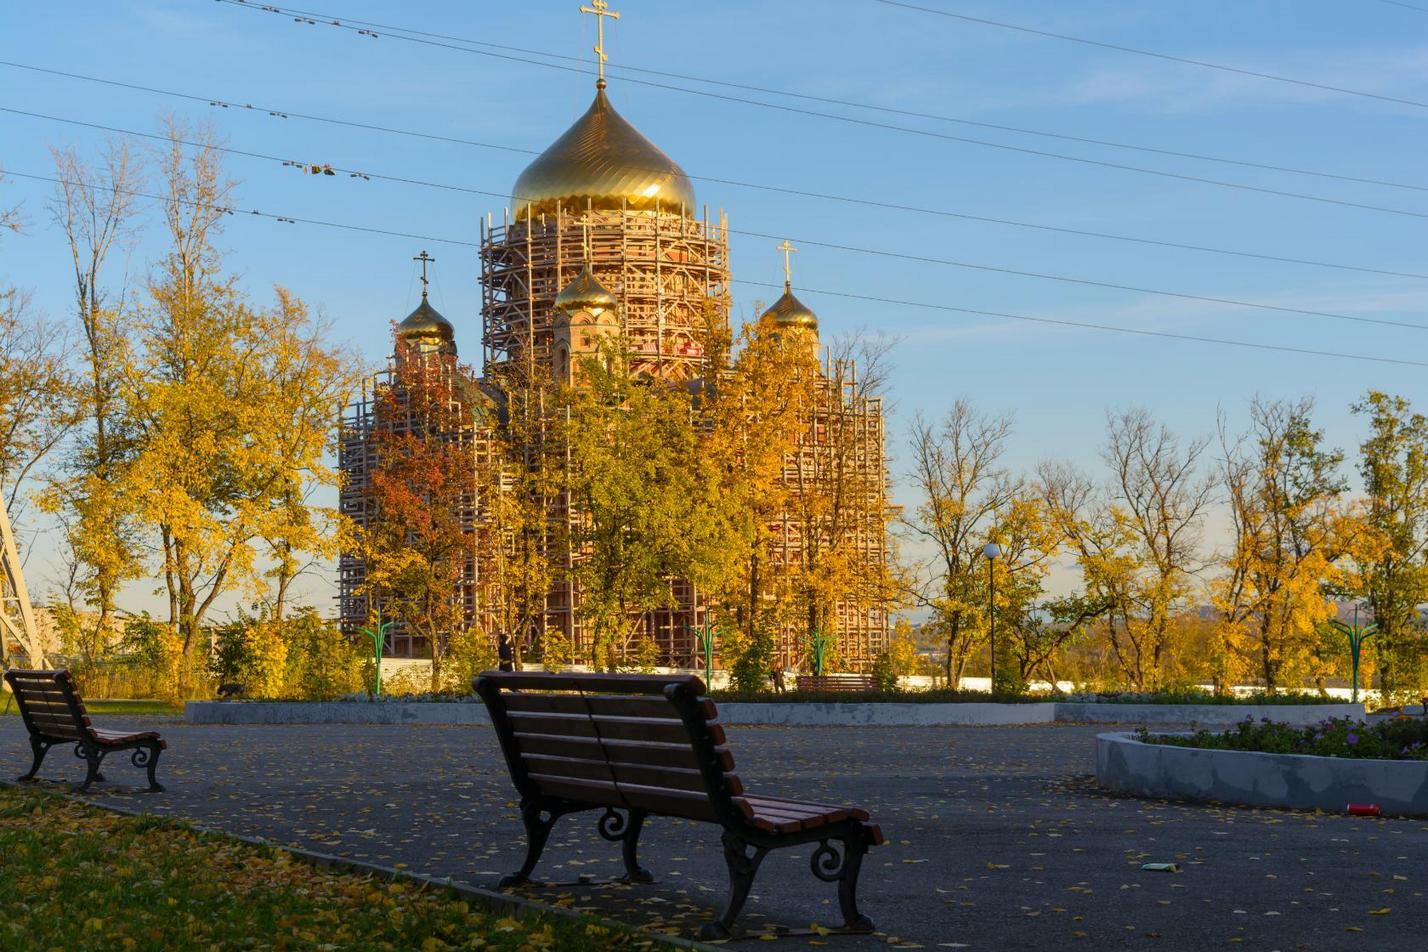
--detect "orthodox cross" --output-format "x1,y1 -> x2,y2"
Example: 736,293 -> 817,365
579,0 -> 621,86
413,250 -> 435,298
778,239 -> 798,289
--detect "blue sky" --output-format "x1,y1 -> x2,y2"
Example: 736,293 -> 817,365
2,1 -> 1426,614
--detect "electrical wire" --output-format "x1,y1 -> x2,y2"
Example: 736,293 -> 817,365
4,168 -> 1424,369
204,2 -> 1428,222
6,60 -> 1427,283
870,0 -> 1428,112
735,278 -> 1428,369
207,0 -> 1428,195
11,105 -> 1424,333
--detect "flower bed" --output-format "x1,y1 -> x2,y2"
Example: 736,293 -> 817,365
1142,715 -> 1428,761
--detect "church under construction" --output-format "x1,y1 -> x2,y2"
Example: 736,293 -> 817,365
339,6 -> 894,673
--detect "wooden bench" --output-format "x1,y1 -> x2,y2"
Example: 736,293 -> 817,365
4,669 -> 166,792
474,671 -> 884,939
796,673 -> 878,692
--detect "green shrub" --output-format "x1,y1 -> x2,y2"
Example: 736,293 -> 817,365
1141,715 -> 1428,760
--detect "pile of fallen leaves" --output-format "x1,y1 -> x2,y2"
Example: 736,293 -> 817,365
0,787 -> 650,952
1141,715 -> 1428,760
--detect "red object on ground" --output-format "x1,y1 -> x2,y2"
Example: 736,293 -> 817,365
1347,803 -> 1381,816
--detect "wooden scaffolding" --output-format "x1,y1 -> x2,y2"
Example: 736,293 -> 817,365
480,201 -> 729,665
337,346 -> 500,658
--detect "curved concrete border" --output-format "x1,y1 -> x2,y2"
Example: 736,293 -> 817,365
185,699 -> 1362,728
1057,702 -> 1360,727
1096,731 -> 1428,817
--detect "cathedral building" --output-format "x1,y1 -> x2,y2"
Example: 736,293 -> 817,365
340,18 -> 893,672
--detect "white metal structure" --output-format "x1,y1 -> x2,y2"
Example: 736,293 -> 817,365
0,497 -> 42,668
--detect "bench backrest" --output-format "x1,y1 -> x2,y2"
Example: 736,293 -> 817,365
474,671 -> 744,825
796,673 -> 877,692
4,669 -> 92,742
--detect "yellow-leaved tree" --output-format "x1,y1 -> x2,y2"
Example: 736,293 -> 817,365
1041,409 -> 1214,690
122,122 -> 354,682
1214,398 -> 1350,693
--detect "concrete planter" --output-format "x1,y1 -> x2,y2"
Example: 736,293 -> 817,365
1097,731 -> 1428,817
716,701 -> 1056,726
186,699 -> 1363,728
185,701 -> 493,726
1055,702 -> 1362,727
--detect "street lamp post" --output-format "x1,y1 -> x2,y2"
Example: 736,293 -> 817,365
982,542 -> 1002,695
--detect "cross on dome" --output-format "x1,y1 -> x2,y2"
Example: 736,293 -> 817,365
413,250 -> 436,298
778,239 -> 798,291
579,0 -> 621,88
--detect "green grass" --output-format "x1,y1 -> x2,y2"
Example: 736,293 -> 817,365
0,698 -> 183,717
0,786 -> 651,951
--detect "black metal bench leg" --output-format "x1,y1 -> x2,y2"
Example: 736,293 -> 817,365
18,738 -> 49,782
701,831 -> 767,940
619,810 -> 654,883
501,801 -> 558,888
134,742 -> 164,792
76,748 -> 104,793
835,834 -> 874,933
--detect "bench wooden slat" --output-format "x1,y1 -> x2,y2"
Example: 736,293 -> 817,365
513,731 -> 737,773
501,692 -> 717,721
529,773 -> 626,808
521,752 -> 740,795
480,671 -> 706,695
742,794 -> 870,822
507,710 -> 727,746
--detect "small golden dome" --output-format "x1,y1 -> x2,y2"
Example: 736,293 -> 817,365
513,88 -> 695,220
554,264 -> 618,317
761,284 -> 818,332
397,295 -> 455,349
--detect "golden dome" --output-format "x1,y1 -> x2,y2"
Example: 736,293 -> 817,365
396,295 -> 455,349
512,87 -> 695,220
761,284 -> 818,332
554,264 -> 618,317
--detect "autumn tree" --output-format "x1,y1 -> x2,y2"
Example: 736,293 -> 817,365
1042,409 -> 1213,690
905,399 -> 1017,684
1214,398 -> 1350,692
43,144 -> 144,633
482,363 -> 560,669
984,489 -> 1077,693
705,314 -> 820,658
355,339 -> 482,688
0,186 -> 74,509
1347,391 -> 1428,698
248,291 -> 354,624
564,340 -> 741,671
123,122 -> 354,666
783,333 -> 899,668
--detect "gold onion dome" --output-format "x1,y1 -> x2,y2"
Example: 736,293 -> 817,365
555,264 -> 618,317
762,283 -> 819,331
396,294 -> 455,346
512,87 -> 696,219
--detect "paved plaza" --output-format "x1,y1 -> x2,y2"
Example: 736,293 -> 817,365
2,717 -> 1423,950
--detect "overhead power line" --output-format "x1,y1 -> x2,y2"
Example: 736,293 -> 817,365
11,105 -> 1426,335
2,169 -> 478,247
5,168 -> 1422,369
871,0 -> 1428,112
206,2 -> 1428,222
210,0 -> 1428,196
8,60 -> 1427,284
736,280 -> 1428,369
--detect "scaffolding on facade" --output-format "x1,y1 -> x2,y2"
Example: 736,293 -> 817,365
337,345 -> 500,658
